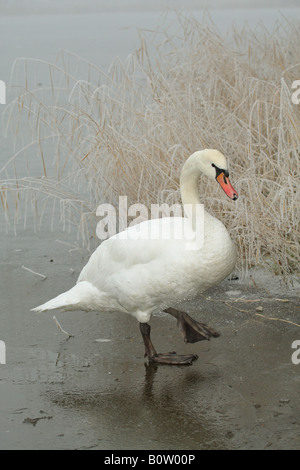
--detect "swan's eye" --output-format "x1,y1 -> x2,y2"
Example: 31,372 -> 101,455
213,164 -> 230,181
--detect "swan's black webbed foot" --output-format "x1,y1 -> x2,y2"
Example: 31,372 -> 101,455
139,322 -> 198,366
149,352 -> 198,365
164,307 -> 220,343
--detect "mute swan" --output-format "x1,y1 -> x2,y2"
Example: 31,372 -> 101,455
33,149 -> 238,365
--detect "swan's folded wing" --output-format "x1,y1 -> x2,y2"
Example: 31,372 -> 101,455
77,217 -> 194,284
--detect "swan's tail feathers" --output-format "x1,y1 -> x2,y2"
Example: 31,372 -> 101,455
31,281 -> 100,313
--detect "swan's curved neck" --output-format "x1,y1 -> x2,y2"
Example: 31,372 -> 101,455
180,171 -> 201,207
180,155 -> 203,229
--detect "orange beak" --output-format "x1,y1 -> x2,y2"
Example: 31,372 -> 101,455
216,172 -> 238,201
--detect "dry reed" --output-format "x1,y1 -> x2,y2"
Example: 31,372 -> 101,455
1,15 -> 299,277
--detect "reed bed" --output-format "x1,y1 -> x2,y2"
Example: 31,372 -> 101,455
1,15 -> 299,276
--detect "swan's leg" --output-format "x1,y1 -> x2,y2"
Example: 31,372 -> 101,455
164,307 -> 220,343
139,323 -> 198,365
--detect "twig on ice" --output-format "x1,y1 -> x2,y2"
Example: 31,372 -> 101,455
22,265 -> 47,280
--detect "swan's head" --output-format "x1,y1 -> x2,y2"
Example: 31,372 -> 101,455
190,149 -> 238,201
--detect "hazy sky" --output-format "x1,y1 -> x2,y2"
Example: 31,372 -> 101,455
0,0 -> 299,15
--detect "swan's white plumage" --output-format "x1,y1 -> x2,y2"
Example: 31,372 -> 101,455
32,149 -> 237,323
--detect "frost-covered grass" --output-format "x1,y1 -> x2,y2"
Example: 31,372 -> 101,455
1,15 -> 299,276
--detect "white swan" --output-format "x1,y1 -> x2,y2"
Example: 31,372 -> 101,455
33,149 -> 238,365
